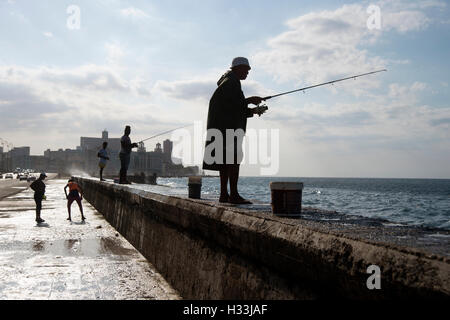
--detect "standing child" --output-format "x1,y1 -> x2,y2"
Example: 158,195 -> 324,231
64,178 -> 85,221
97,141 -> 109,181
30,173 -> 47,223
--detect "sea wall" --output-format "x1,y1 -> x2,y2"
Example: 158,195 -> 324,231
74,177 -> 450,299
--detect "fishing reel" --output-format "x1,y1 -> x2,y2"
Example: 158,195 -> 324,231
254,104 -> 268,117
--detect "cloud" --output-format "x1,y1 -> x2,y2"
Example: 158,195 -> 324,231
35,65 -> 130,92
388,81 -> 428,108
154,79 -> 215,101
383,10 -> 430,33
153,77 -> 268,102
252,4 -> 385,92
43,32 -> 53,38
105,42 -> 125,65
0,64 -> 177,153
430,117 -> 450,126
120,7 -> 149,19
252,1 -> 441,95
378,0 -> 446,11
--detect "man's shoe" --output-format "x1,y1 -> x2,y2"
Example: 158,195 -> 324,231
36,218 -> 45,223
228,197 -> 252,205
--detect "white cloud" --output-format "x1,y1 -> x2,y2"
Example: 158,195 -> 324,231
154,79 -> 215,102
120,7 -> 149,19
105,42 -> 125,65
252,1 -> 440,94
252,4 -> 385,92
153,77 -> 267,103
43,32 -> 53,38
0,64 -> 174,153
378,0 -> 446,11
383,10 -> 430,33
388,82 -> 427,104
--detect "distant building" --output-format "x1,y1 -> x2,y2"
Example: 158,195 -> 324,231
0,147 -> 4,172
1,130 -> 199,177
9,147 -> 31,170
80,129 -> 121,152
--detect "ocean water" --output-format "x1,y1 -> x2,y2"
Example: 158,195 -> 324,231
153,176 -> 450,231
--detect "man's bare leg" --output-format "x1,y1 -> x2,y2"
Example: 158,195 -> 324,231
77,199 -> 85,220
219,167 -> 230,202
228,165 -> 251,204
67,200 -> 72,221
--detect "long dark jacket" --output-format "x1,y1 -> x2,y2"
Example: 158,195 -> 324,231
202,70 -> 253,171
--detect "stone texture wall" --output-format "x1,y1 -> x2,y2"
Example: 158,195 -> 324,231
75,177 -> 450,299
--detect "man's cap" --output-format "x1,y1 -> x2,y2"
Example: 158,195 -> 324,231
40,173 -> 47,178
231,57 -> 251,69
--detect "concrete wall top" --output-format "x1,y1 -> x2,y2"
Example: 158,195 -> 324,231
75,176 -> 450,299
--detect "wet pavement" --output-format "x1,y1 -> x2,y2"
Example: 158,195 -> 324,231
0,179 -> 181,300
0,179 -> 29,200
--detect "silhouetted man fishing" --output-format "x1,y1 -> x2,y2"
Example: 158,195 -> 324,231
119,125 -> 138,184
203,57 -> 266,204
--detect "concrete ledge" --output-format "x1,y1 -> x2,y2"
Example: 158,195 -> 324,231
74,177 -> 450,299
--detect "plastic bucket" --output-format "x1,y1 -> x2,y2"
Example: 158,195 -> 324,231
188,176 -> 202,199
270,182 -> 304,215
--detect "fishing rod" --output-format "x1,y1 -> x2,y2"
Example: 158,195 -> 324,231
253,69 -> 387,116
138,124 -> 192,143
263,69 -> 387,100
91,125 -> 192,152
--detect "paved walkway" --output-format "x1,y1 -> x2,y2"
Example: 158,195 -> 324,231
0,179 -> 181,300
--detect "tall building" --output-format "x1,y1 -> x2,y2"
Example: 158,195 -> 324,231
9,147 -> 31,170
163,139 -> 173,163
80,130 -> 121,152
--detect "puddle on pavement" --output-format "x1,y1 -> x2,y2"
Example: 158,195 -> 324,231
29,237 -> 136,259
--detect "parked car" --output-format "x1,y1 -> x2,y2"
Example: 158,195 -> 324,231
5,173 -> 13,179
27,175 -> 36,182
0,174 -> 3,179
19,174 -> 28,181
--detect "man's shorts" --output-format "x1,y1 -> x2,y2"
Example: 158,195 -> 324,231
98,162 -> 106,169
67,190 -> 81,203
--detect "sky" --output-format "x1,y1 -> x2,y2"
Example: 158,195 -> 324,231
0,0 -> 449,178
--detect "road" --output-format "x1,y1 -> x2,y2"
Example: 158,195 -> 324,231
0,179 -> 29,200
0,178 -> 181,300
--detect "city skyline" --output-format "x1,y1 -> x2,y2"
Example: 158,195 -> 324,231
1,0 -> 449,178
